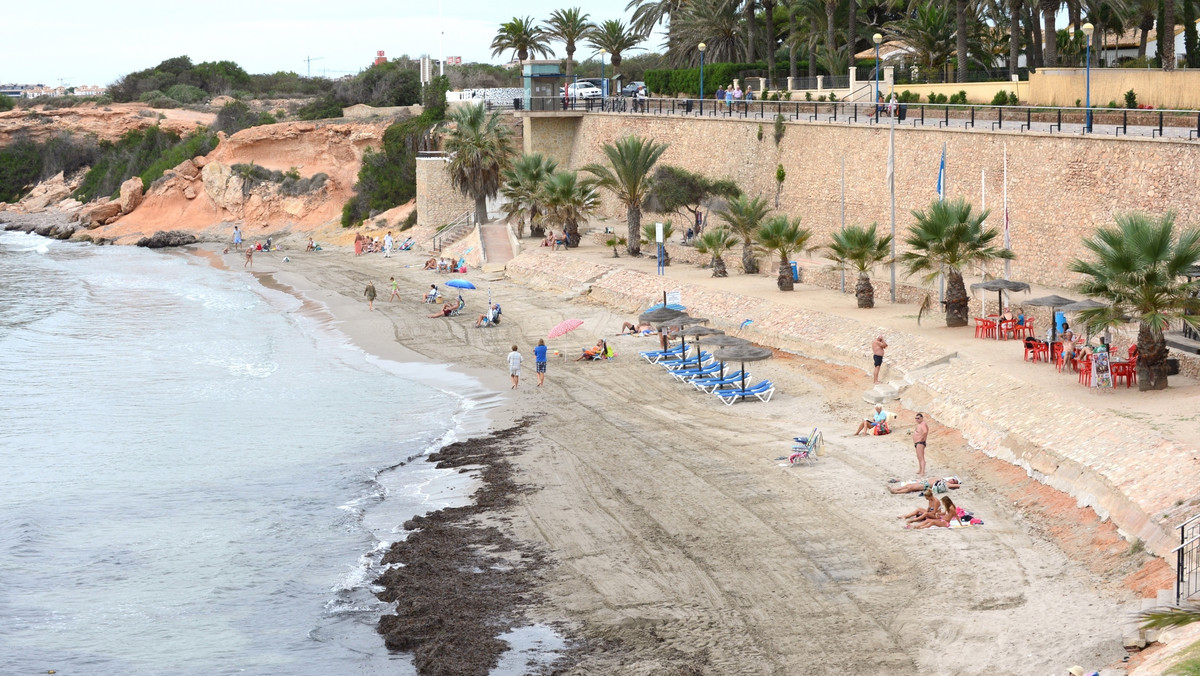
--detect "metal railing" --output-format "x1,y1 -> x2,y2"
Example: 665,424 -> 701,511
526,96 -> 1200,141
1176,513 -> 1200,605
432,210 -> 473,252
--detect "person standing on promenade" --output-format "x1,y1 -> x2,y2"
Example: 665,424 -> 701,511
364,280 -> 377,311
384,231 -> 393,258
233,225 -> 242,251
388,276 -> 401,302
534,339 -> 548,387
912,412 -> 929,477
872,335 -> 888,384
507,345 -> 523,389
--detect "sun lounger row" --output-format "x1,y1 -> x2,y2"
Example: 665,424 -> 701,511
638,341 -> 777,404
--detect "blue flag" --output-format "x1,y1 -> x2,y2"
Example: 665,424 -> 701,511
936,143 -> 946,200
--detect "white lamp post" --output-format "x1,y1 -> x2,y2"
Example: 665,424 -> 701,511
698,42 -> 707,116
1082,22 -> 1094,133
873,33 -> 883,105
600,48 -> 607,99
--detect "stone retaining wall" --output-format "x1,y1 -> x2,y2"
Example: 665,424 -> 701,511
506,248 -> 1200,560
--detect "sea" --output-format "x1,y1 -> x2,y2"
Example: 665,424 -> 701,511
0,231 -> 563,675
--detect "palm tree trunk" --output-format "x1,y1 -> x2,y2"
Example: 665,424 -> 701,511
1164,0 -> 1177,70
847,0 -> 857,74
565,216 -> 579,247
475,195 -> 490,224
626,204 -> 642,257
565,48 -> 575,79
712,255 -> 729,277
945,269 -> 969,326
1009,0 -> 1023,77
855,271 -> 875,308
745,0 -> 758,62
825,2 -> 836,69
778,255 -> 794,290
1138,323 -> 1170,390
1139,6 -> 1154,59
764,0 -> 778,88
956,0 -> 970,82
1041,0 -> 1058,67
789,9 -> 799,78
1030,7 -> 1044,67
742,243 -> 760,274
808,44 -> 817,77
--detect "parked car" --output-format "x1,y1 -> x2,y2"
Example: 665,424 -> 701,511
564,82 -> 603,99
621,81 -> 647,97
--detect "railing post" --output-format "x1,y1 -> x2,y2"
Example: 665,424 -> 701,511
1118,110 -> 1127,136
920,104 -> 925,126
997,108 -> 1003,129
969,106 -> 975,128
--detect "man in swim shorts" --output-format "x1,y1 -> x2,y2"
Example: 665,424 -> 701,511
912,412 -> 928,477
872,335 -> 888,384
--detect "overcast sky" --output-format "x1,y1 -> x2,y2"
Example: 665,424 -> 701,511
4,0 -> 660,86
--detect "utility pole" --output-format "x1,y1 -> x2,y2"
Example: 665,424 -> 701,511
304,56 -> 324,78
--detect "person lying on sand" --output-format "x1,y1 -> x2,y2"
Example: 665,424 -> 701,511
618,321 -> 654,335
888,476 -> 962,494
427,299 -> 462,318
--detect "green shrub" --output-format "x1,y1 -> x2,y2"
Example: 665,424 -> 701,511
1007,91 -> 1018,105
163,84 -> 207,104
1107,100 -> 1119,108
783,91 -> 792,100
296,95 -> 344,120
212,100 -> 268,135
74,126 -> 183,201
0,136 -> 43,202
146,96 -> 181,109
0,95 -> 14,112
1124,89 -> 1138,109
805,91 -> 813,101
818,94 -> 827,102
990,90 -> 1008,106
138,132 -> 218,191
400,208 -> 417,231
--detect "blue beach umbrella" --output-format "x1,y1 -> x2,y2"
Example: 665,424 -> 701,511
445,279 -> 476,290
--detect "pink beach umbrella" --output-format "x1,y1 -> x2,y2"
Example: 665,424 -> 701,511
547,319 -> 584,340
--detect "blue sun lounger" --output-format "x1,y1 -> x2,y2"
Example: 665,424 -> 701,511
713,379 -> 775,405
670,362 -> 723,382
691,370 -> 749,393
640,344 -> 687,364
659,351 -> 712,370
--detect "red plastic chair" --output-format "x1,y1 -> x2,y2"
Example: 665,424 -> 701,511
974,318 -> 996,339
998,319 -> 1018,340
1077,356 -> 1092,386
1051,342 -> 1065,370
1019,317 -> 1034,338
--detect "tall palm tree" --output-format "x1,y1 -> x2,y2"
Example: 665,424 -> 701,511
717,194 -> 772,274
500,153 -> 558,237
627,0 -> 692,43
826,223 -> 894,308
1009,0 -> 1024,76
756,214 -> 813,291
1069,212 -> 1200,391
582,135 -> 668,257
1163,0 -> 1176,69
696,227 -> 740,277
745,0 -> 760,62
899,198 -> 1014,327
544,8 -> 595,79
668,0 -> 747,66
956,0 -> 971,80
442,102 -> 516,225
491,16 -> 555,63
542,170 -> 600,247
885,2 -> 957,71
585,19 -> 647,74
1041,0 -> 1060,66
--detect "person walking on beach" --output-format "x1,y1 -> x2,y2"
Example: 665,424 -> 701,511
388,276 -> 401,302
534,339 -> 548,387
233,225 -> 243,251
872,334 -> 888,384
244,246 -> 253,268
364,280 -> 377,311
912,412 -> 929,477
507,345 -> 523,389
384,231 -> 394,258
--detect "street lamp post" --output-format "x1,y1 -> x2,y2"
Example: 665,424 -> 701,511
1082,22 -> 1094,133
873,33 -> 882,107
600,48 -> 607,101
698,42 -> 707,116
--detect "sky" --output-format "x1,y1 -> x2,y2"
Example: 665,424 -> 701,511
3,0 -> 661,86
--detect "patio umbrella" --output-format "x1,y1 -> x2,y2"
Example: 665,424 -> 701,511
1025,294 -> 1077,343
679,325 -> 724,371
970,279 -> 1031,316
712,345 -> 774,391
547,319 -> 584,340
699,334 -> 751,376
1059,299 -> 1110,341
639,307 -> 686,325
445,279 -> 476,290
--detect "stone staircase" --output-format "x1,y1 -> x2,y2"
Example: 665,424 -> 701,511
479,223 -> 514,270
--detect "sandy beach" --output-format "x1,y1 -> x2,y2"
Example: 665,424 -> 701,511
228,237 -> 1177,675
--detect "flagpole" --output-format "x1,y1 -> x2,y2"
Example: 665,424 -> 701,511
888,97 -> 896,303
840,156 -> 846,294
1003,143 -> 1011,281
937,143 -> 946,305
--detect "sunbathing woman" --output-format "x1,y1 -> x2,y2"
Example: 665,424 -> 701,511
618,321 -> 654,335
888,476 -> 962,494
898,489 -> 941,523
907,496 -> 966,529
427,298 -> 461,318
423,257 -> 438,270
576,339 -> 607,361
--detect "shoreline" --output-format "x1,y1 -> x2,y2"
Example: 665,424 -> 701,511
10,223 -> 1178,673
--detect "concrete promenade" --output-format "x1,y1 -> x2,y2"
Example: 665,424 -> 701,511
504,242 -> 1200,562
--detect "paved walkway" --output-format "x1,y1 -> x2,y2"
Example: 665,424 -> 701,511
479,224 -> 514,266
504,237 -> 1200,561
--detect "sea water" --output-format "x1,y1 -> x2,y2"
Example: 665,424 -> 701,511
0,232 -> 512,674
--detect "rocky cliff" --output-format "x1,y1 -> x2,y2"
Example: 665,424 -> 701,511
0,103 -> 214,145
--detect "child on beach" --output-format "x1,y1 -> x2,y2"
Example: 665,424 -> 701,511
507,345 -> 523,389
388,277 -> 401,302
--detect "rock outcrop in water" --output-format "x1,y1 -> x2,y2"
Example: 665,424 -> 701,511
136,230 -> 197,248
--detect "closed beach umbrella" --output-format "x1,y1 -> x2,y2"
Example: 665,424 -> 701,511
679,325 -> 724,370
712,345 -> 773,391
1025,294 -> 1077,343
445,279 -> 476,290
547,319 -> 584,340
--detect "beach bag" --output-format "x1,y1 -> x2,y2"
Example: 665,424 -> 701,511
874,421 -> 890,435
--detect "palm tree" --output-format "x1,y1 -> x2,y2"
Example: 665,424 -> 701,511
627,0 -> 693,39
827,223 -> 894,308
500,153 -> 558,237
1009,0 -> 1024,77
1041,0 -> 1060,66
899,198 -> 1014,327
696,227 -> 740,277
542,170 -> 600,247
585,19 -> 647,74
544,8 -> 595,79
717,194 -> 771,274
667,0 -> 747,66
745,0 -> 760,62
956,0 -> 971,80
756,214 -> 813,291
582,135 -> 668,257
442,102 -> 516,225
1069,212 -> 1200,391
491,16 -> 555,63
885,3 -> 957,71
1140,603 -> 1200,631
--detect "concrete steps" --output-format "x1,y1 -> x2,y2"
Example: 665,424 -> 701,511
479,224 -> 513,267
863,380 -> 907,404
1122,587 -> 1178,651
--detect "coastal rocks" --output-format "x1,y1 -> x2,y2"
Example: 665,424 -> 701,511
118,177 -> 144,214
201,162 -> 244,212
80,200 -> 122,227
15,171 -> 78,212
135,230 -> 197,248
183,185 -> 197,200
174,158 -> 199,180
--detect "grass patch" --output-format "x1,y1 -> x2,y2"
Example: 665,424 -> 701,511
1166,638 -> 1200,675
1128,538 -> 1145,556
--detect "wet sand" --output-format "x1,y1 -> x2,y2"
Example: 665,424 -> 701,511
236,239 -> 1170,675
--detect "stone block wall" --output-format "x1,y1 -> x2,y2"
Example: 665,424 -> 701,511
522,114 -> 581,168
415,157 -> 473,230
557,114 -> 1200,291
